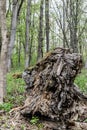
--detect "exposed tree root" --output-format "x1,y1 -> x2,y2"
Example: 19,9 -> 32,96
8,48 -> 87,130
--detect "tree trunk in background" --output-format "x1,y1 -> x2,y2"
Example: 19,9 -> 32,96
17,32 -> 21,67
85,60 -> 87,69
7,0 -> 18,71
69,0 -> 74,51
30,11 -> 35,64
0,0 -> 8,103
62,0 -> 66,48
69,0 -> 78,53
0,27 -> 2,53
25,0 -> 31,68
73,0 -> 78,52
8,0 -> 24,71
45,0 -> 49,52
18,40 -> 21,67
37,0 -> 44,61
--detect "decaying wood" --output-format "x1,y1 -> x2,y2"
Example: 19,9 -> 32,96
67,121 -> 87,130
12,73 -> 22,79
21,47 -> 87,130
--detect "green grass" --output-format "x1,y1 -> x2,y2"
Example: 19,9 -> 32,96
75,68 -> 87,93
5,69 -> 26,111
0,103 -> 13,112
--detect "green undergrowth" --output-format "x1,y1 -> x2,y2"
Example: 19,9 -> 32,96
1,69 -> 26,112
30,116 -> 39,125
75,68 -> 87,93
0,103 -> 13,112
30,116 -> 44,129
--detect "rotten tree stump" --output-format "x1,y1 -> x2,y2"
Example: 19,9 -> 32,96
21,48 -> 87,130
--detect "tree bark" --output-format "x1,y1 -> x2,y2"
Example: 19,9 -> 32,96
45,0 -> 50,52
85,60 -> 87,69
7,0 -> 18,71
0,0 -> 9,103
69,0 -> 78,53
25,0 -> 31,68
37,0 -> 44,61
0,27 -> 2,53
7,0 -> 24,71
62,0 -> 66,48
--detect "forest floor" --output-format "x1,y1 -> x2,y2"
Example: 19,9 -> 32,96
0,68 -> 87,130
0,112 -> 36,130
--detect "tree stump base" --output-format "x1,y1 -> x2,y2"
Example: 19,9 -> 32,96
21,48 -> 87,130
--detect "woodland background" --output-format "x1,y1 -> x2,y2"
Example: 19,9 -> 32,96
1,0 -> 87,69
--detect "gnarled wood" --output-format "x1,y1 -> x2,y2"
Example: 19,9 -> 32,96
21,48 -> 87,130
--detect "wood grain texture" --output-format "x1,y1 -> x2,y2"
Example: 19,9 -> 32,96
21,48 -> 87,130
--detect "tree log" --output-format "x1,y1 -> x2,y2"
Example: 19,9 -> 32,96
21,48 -> 87,130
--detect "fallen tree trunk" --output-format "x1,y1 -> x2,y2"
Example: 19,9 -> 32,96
21,47 -> 87,130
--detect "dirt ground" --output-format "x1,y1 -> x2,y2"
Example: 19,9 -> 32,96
0,110 -> 56,130
0,111 -> 39,130
1,110 -> 87,130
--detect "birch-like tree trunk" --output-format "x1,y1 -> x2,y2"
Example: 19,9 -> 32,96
25,0 -> 31,68
7,0 -> 24,71
0,0 -> 8,103
37,0 -> 44,61
7,0 -> 18,71
45,0 -> 49,52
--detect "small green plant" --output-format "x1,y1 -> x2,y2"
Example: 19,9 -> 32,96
0,103 -> 13,112
30,116 -> 39,125
21,124 -> 26,130
83,118 -> 87,122
37,123 -> 44,130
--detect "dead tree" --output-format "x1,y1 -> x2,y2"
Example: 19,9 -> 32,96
21,48 -> 87,130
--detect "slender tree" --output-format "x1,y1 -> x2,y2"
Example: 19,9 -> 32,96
7,0 -> 19,71
7,0 -> 24,71
45,0 -> 50,52
0,27 -> 2,53
30,6 -> 35,65
69,0 -> 78,52
0,0 -> 9,103
37,0 -> 44,61
62,0 -> 66,47
25,0 -> 31,68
